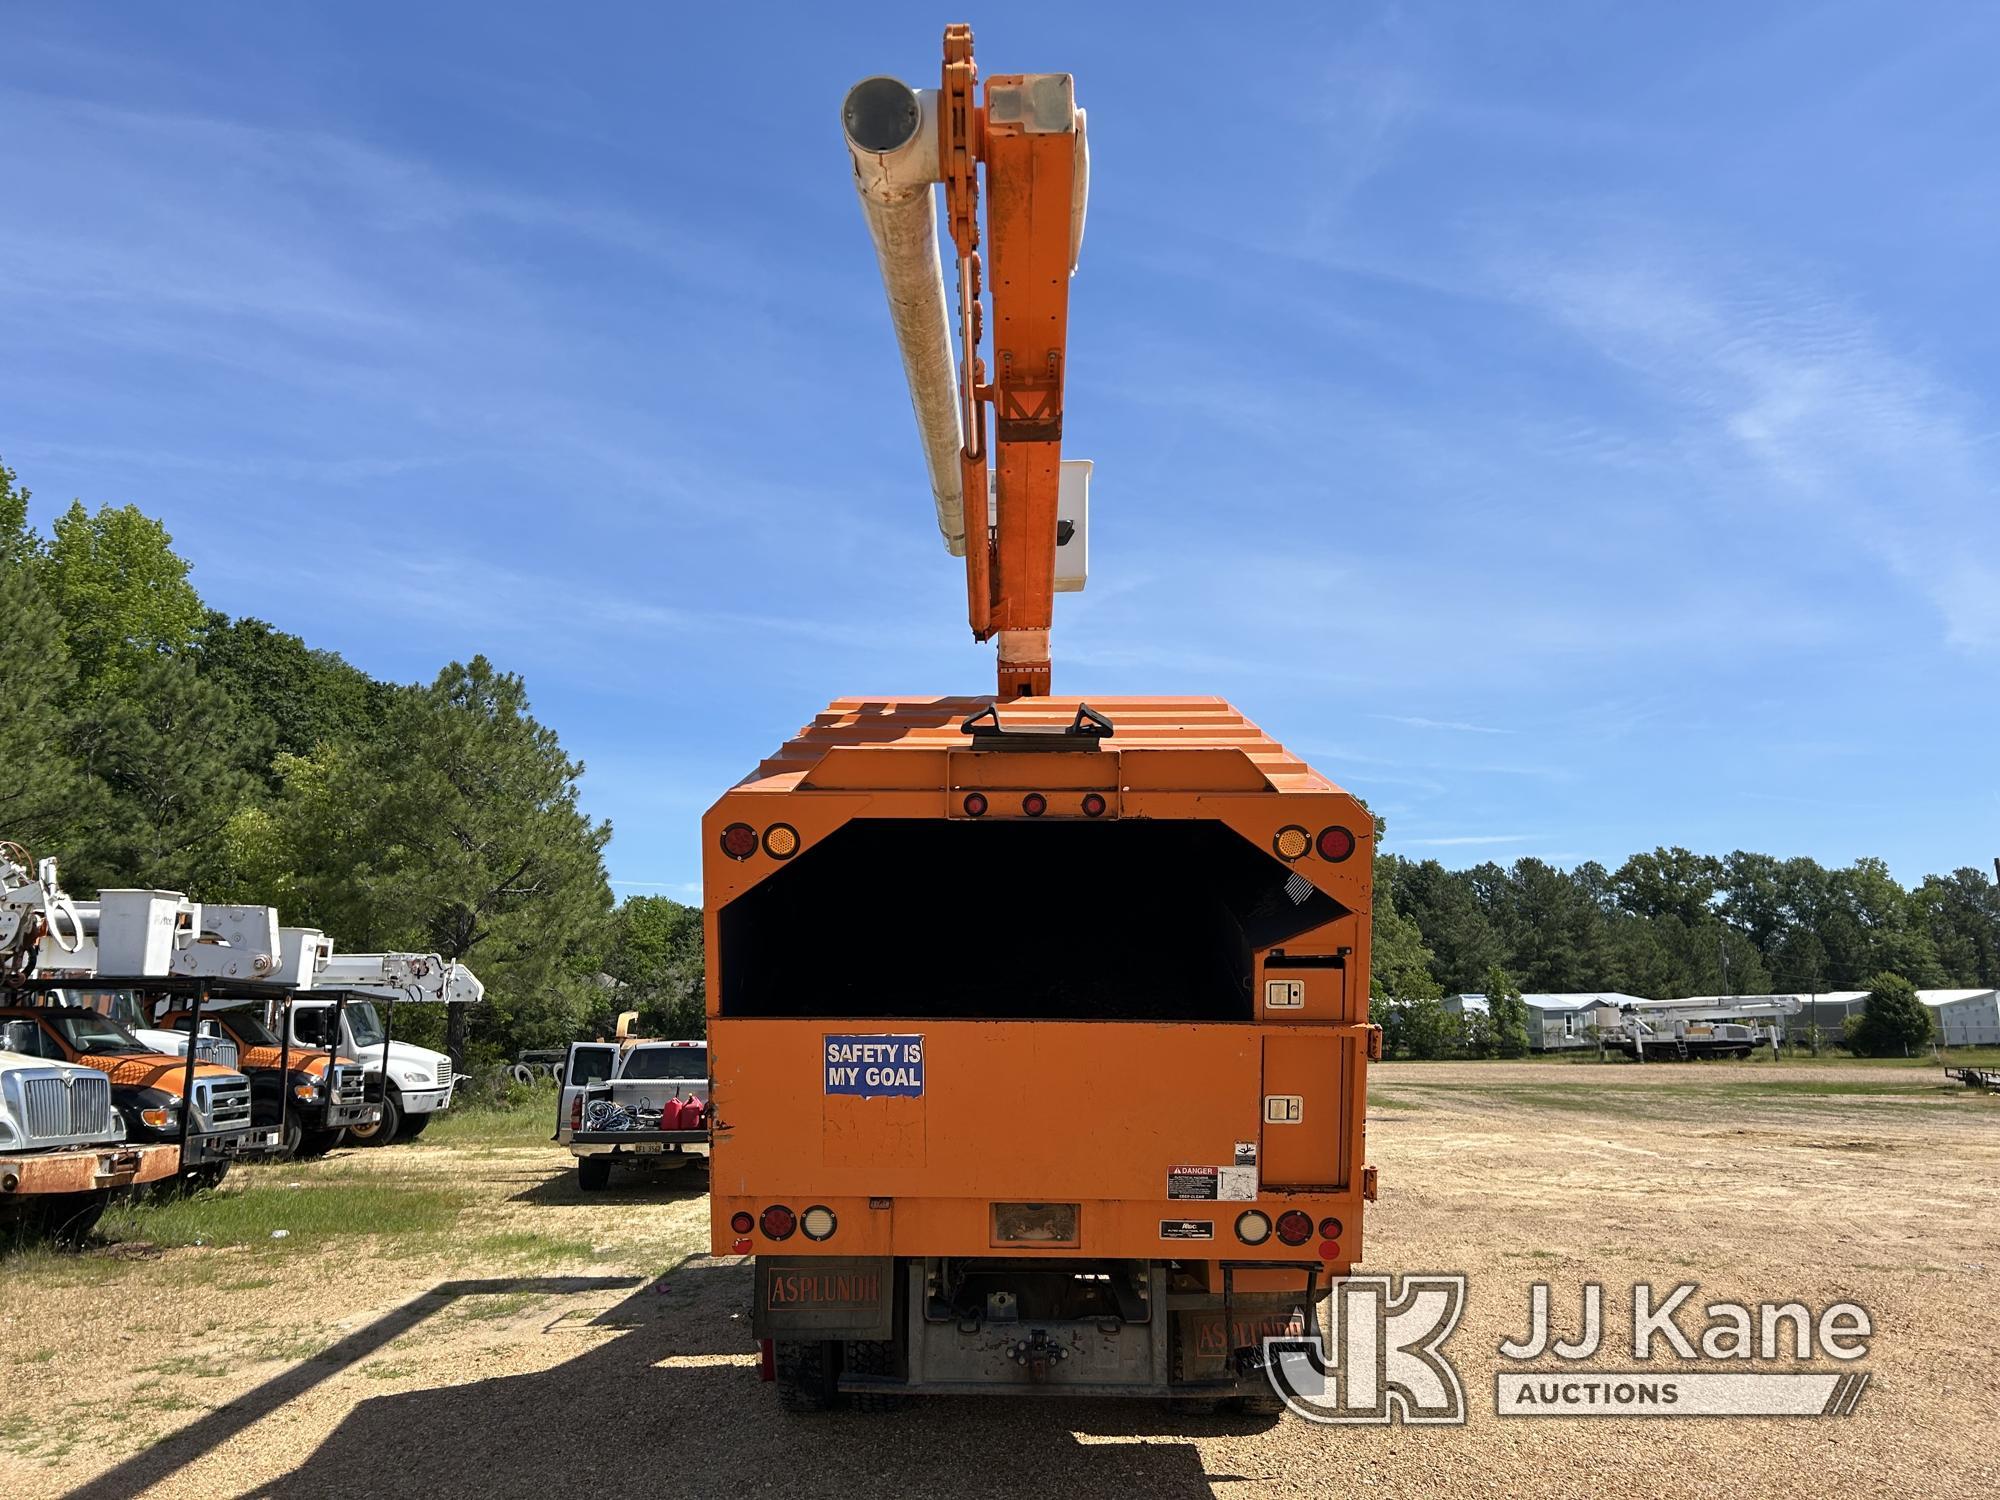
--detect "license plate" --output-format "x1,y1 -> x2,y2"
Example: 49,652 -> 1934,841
630,1141 -> 664,1154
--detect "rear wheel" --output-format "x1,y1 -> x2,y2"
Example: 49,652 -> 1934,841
577,1156 -> 612,1192
1230,1382 -> 1287,1420
774,1340 -> 839,1412
845,1339 -> 908,1412
346,1090 -> 401,1147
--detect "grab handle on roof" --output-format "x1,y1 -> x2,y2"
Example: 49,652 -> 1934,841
959,701 -> 1115,751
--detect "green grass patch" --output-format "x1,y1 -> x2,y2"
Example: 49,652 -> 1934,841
98,1177 -> 471,1251
472,1230 -> 601,1267
248,1332 -> 336,1364
139,1352 -> 236,1380
452,1289 -> 544,1322
418,1083 -> 560,1148
1366,1093 -> 1425,1111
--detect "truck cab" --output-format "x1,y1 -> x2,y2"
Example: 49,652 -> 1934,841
284,998 -> 456,1145
0,1048 -> 181,1245
0,1005 -> 274,1189
156,1003 -> 377,1158
68,988 -> 239,1071
558,1037 -> 708,1191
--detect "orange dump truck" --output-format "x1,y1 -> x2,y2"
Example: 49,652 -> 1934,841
706,696 -> 1376,1408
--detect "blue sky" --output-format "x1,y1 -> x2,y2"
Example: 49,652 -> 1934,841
5,3 -> 1997,900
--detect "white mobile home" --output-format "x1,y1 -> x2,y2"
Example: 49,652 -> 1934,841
1521,993 -> 1642,1050
1920,990 -> 2000,1047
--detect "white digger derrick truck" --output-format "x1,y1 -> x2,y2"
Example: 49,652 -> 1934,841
0,849 -> 209,1232
4,846 -> 480,1161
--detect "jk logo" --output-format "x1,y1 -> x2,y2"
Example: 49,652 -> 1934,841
1264,1274 -> 1468,1424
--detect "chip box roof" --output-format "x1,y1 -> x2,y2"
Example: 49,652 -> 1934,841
741,696 -> 1340,794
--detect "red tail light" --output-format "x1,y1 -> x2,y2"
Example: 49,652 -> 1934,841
569,1096 -> 582,1130
1022,793 -> 1047,817
1318,1216 -> 1344,1239
760,1204 -> 797,1240
963,792 -> 989,817
1275,1210 -> 1313,1246
1081,793 -> 1107,818
730,1210 -> 755,1235
720,823 -> 759,860
1316,825 -> 1356,862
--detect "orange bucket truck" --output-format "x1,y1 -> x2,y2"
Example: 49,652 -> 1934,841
705,29 -> 1376,1408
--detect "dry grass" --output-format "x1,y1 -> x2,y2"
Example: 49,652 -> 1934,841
0,1067 -> 1992,1498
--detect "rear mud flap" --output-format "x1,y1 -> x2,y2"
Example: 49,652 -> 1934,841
753,1257 -> 897,1341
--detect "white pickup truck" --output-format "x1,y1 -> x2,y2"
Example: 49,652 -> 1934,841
556,1038 -> 708,1191
0,1049 -> 180,1245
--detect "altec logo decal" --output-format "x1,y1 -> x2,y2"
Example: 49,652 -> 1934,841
1263,1280 -> 1874,1425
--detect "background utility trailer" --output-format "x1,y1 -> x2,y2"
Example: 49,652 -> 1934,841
706,697 -> 1376,1412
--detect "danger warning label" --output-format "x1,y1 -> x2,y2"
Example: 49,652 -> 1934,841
1167,1166 -> 1218,1200
1168,1165 -> 1258,1201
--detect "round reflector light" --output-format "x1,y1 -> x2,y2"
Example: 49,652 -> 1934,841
1273,825 -> 1310,861
1081,793 -> 1107,818
731,1236 -> 752,1255
1275,1209 -> 1314,1246
801,1205 -> 837,1241
1022,793 -> 1047,817
720,823 -> 758,860
1235,1209 -> 1272,1246
963,792 -> 988,818
1316,825 -> 1356,862
759,1204 -> 797,1241
763,823 -> 800,860
1318,1215 -> 1344,1239
729,1210 -> 754,1235
1318,1239 -> 1341,1260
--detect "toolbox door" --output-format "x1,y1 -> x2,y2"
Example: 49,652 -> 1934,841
1258,1030 -> 1357,1190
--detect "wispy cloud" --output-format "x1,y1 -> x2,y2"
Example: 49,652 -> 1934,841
1372,713 -> 1515,735
1493,233 -> 2000,650
1398,834 -> 1541,847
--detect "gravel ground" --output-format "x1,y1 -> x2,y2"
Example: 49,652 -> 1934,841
3,1061 -> 1995,1498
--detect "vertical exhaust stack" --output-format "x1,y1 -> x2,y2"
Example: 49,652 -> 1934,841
843,76 -> 967,557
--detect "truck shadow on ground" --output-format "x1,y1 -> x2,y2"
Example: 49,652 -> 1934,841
71,1260 -> 1259,1500
507,1160 -> 711,1206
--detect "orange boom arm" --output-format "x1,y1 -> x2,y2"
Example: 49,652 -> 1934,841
845,25 -> 1087,699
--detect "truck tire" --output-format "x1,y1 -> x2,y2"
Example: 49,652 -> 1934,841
577,1156 -> 612,1192
298,1127 -> 345,1158
1230,1382 -> 1287,1421
166,1161 -> 229,1196
45,1190 -> 109,1250
844,1339 -> 908,1412
347,1090 -> 402,1148
398,1111 -> 431,1140
774,1340 -> 839,1412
